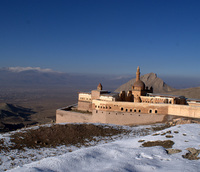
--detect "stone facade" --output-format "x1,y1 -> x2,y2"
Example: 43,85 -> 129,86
56,67 -> 200,125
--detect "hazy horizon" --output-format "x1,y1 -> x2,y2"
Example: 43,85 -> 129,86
0,66 -> 199,89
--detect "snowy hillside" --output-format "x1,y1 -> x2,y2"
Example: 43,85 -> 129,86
1,123 -> 200,172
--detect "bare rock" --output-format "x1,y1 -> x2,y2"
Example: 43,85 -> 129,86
115,73 -> 175,93
182,148 -> 200,160
166,149 -> 182,154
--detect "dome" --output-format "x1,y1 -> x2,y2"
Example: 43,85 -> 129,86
133,80 -> 145,90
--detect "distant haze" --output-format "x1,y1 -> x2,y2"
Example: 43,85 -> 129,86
0,67 -> 199,90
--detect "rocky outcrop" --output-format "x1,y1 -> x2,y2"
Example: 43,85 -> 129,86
115,73 -> 175,93
182,148 -> 200,160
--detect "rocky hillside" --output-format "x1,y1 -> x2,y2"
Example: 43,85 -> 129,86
166,87 -> 200,100
115,73 -> 175,93
0,103 -> 36,132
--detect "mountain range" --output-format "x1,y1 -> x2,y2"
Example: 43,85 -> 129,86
0,67 -> 132,90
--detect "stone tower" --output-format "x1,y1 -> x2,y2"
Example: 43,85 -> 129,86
132,66 -> 152,102
136,66 -> 140,81
97,83 -> 103,91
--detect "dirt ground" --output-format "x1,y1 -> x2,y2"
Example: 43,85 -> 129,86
0,124 -> 133,152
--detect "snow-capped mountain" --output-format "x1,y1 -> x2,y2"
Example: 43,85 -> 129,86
1,67 -> 59,73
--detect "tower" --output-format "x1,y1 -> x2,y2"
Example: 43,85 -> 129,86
97,83 -> 103,91
136,66 -> 140,81
132,66 -> 152,102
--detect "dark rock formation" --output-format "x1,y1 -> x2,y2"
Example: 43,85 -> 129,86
115,73 -> 175,93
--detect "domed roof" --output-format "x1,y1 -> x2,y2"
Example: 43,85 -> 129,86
133,80 -> 145,90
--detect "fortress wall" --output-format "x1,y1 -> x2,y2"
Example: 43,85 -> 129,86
92,100 -> 168,115
92,110 -> 107,123
168,105 -> 200,118
92,110 -> 167,125
56,109 -> 93,123
78,101 -> 92,112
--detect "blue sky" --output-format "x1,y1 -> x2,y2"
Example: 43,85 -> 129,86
0,0 -> 200,77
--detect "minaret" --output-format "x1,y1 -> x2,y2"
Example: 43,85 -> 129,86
136,66 -> 140,81
97,83 -> 103,91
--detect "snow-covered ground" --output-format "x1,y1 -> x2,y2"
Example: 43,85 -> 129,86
2,124 -> 200,172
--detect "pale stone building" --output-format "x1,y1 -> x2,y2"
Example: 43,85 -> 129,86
56,67 -> 200,125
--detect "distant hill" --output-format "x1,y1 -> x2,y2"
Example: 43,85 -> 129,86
166,87 -> 200,100
0,103 -> 36,132
115,73 -> 200,100
115,73 -> 175,93
0,67 -> 131,91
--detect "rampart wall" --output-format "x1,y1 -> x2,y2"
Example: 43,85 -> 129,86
168,104 -> 200,118
92,110 -> 167,125
92,100 -> 169,115
56,109 -> 93,123
78,101 -> 92,112
56,108 -> 167,125
56,101 -> 200,125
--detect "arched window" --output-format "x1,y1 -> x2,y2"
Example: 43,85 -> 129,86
149,110 -> 152,113
121,107 -> 123,111
126,109 -> 128,112
138,110 -> 141,112
134,109 -> 136,112
155,110 -> 158,113
130,109 -> 132,112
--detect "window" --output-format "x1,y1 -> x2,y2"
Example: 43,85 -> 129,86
155,110 -> 158,113
138,110 -> 141,112
126,109 -> 128,112
149,110 -> 152,113
96,110 -> 98,113
121,107 -> 123,111
109,106 -> 111,109
130,109 -> 132,112
134,109 -> 136,112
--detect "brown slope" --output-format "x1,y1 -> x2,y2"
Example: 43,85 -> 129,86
115,73 -> 175,93
0,103 -> 36,132
165,87 -> 200,99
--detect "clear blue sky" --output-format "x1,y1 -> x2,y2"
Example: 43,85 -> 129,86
0,0 -> 200,77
